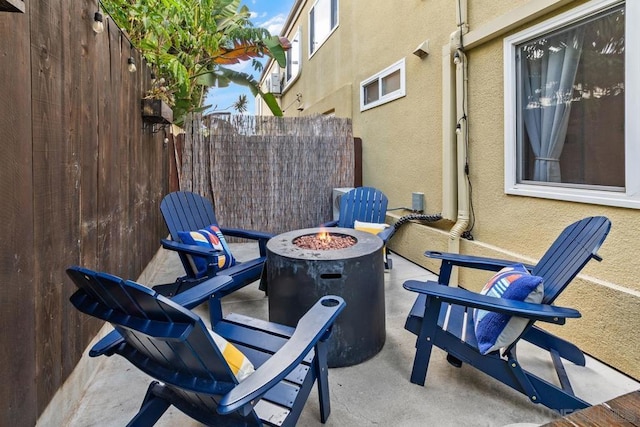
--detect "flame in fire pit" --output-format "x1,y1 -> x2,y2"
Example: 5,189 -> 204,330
317,228 -> 331,241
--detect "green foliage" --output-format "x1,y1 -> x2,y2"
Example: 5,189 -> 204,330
101,0 -> 287,124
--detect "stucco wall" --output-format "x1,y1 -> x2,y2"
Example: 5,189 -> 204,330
462,0 -> 639,379
350,2 -> 453,212
261,0 -> 640,380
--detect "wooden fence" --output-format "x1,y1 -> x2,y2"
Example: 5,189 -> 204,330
181,113 -> 355,234
0,3 -> 170,425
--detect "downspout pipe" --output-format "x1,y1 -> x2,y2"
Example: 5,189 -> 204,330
445,0 -> 469,286
449,45 -> 470,245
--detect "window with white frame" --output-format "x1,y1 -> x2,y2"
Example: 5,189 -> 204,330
504,0 -> 640,209
309,0 -> 338,56
286,27 -> 301,85
360,58 -> 406,111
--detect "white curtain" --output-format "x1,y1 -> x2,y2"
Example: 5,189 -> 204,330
522,28 -> 584,182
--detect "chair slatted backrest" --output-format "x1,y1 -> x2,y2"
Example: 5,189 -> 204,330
530,216 -> 611,305
160,191 -> 220,277
338,187 -> 388,228
161,191 -> 218,241
67,267 -> 238,391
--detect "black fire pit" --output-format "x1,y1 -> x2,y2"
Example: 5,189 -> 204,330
266,227 -> 385,367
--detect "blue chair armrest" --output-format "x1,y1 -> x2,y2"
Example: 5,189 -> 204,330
171,275 -> 234,308
425,251 -> 536,273
376,226 -> 396,243
161,238 -> 225,259
161,238 -> 223,276
217,295 -> 346,415
89,329 -> 123,357
90,276 -> 234,357
219,227 -> 274,242
403,280 -> 579,324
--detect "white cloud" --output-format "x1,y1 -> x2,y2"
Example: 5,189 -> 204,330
258,13 -> 287,36
248,11 -> 267,22
226,61 -> 254,73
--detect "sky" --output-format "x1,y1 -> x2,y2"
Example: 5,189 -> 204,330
204,0 -> 295,115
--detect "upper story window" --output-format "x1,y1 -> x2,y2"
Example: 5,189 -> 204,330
286,27 -> 301,85
360,58 -> 406,111
309,0 -> 338,57
504,0 -> 640,209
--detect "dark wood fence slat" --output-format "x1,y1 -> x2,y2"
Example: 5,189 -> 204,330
32,0 -> 67,414
0,5 -> 36,424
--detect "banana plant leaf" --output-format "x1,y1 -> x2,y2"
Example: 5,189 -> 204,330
196,67 -> 283,116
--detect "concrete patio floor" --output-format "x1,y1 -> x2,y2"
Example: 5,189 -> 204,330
64,244 -> 639,427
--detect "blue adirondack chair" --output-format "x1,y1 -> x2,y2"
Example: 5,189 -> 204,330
156,191 -> 274,297
324,186 -> 393,268
67,266 -> 345,426
403,216 -> 611,412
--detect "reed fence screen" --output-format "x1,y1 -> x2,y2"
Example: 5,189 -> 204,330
181,114 -> 354,235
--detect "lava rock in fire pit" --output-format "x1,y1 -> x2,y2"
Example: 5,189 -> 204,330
293,233 -> 357,250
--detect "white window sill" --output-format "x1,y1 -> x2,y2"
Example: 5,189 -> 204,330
506,184 -> 640,209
